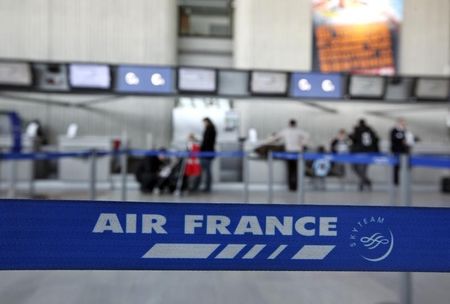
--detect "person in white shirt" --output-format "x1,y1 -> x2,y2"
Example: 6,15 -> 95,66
268,119 -> 309,191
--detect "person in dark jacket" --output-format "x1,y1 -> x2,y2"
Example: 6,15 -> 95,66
197,117 -> 217,192
135,148 -> 167,193
350,119 -> 379,191
390,118 -> 414,185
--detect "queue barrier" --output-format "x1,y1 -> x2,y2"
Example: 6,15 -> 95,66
272,152 -> 399,165
0,149 -> 115,160
0,150 -> 449,203
128,149 -> 245,158
410,155 -> 450,168
0,150 -> 92,160
0,149 -> 112,200
1,149 -> 448,166
0,198 -> 448,272
1,152 -> 448,304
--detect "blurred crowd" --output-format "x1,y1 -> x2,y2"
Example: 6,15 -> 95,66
135,117 -> 416,194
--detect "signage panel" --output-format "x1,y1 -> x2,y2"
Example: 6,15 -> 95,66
0,200 -> 448,272
116,66 -> 175,94
290,73 -> 342,99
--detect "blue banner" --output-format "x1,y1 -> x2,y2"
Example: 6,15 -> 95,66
0,199 -> 448,272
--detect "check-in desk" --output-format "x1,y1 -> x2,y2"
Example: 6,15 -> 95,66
248,156 -> 287,184
58,136 -> 113,182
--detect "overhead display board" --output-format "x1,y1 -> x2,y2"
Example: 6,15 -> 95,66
0,62 -> 32,86
218,70 -> 250,97
178,68 -> 217,93
33,63 -> 69,91
69,64 -> 111,89
0,58 -> 447,103
349,75 -> 385,98
289,72 -> 342,99
250,71 -> 288,95
415,78 -> 449,100
116,66 -> 175,94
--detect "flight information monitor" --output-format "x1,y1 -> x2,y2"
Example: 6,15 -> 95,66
289,72 -> 342,99
0,62 -> 32,86
251,71 -> 288,95
33,63 -> 69,91
384,77 -> 414,101
349,75 -> 385,98
116,66 -> 175,94
415,78 -> 449,100
69,64 -> 111,89
178,68 -> 217,93
218,70 -> 250,96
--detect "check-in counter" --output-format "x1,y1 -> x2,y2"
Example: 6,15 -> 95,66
58,136 -> 113,182
248,156 -> 287,184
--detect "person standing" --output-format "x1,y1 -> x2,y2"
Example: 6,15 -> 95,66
184,133 -> 202,191
350,119 -> 379,191
199,118 -> 216,193
269,119 -> 310,191
330,128 -> 351,179
390,118 -> 414,186
331,129 -> 351,154
311,145 -> 330,190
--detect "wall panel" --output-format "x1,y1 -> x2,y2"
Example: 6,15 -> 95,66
0,0 -> 177,147
400,0 -> 450,75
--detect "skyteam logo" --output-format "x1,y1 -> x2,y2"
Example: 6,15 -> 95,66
349,216 -> 394,262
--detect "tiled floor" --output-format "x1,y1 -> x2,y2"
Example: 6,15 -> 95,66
0,181 -> 449,304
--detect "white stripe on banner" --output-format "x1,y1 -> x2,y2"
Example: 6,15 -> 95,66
242,244 -> 266,259
142,243 -> 219,259
143,244 -> 335,260
215,244 -> 246,259
268,245 -> 288,260
291,245 -> 335,260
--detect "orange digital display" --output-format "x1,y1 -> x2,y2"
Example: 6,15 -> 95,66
316,23 -> 394,73
312,0 -> 403,75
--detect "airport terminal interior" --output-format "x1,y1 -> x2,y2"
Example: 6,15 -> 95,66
0,0 -> 449,303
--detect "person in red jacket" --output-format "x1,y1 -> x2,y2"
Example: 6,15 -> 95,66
185,134 -> 201,191
197,118 -> 217,192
